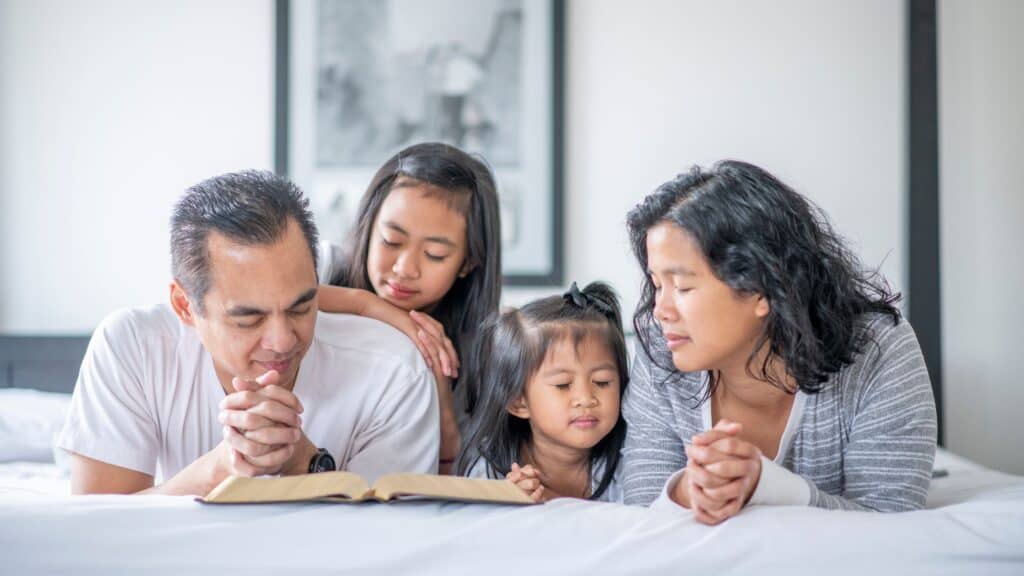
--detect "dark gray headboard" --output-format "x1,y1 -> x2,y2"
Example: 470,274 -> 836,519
0,336 -> 91,394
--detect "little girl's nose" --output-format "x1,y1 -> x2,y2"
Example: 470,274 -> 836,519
572,395 -> 598,408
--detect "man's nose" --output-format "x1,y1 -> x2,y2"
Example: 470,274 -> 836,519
262,315 -> 298,354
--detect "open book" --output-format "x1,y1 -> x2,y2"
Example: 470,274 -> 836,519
200,472 -> 536,505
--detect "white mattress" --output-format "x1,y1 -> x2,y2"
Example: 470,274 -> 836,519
1,449 -> 1022,575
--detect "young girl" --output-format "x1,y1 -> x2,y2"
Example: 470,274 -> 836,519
623,160 -> 937,523
456,281 -> 628,503
315,142 -> 503,474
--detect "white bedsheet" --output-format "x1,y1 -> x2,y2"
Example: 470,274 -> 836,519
1,450 -> 1022,575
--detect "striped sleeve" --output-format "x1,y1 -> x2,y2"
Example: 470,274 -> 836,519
809,319 -> 938,511
621,346 -> 688,506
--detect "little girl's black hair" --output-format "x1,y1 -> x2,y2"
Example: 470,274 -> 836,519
455,281 -> 628,500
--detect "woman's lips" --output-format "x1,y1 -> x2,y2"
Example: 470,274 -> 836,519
664,333 -> 691,349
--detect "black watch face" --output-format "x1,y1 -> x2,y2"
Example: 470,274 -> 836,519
311,450 -> 336,473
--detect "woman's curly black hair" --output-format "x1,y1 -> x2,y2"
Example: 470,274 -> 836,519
627,160 -> 901,398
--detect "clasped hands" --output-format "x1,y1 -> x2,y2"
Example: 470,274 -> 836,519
674,419 -> 763,525
216,370 -> 307,477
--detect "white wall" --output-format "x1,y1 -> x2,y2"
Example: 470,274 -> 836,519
0,0 -> 905,333
0,0 -> 274,333
939,0 -> 1024,474
507,0 -> 908,323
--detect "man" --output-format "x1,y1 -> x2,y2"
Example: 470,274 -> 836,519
58,170 -> 439,495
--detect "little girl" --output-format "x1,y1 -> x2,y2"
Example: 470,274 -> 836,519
456,281 -> 628,502
315,142 -> 503,474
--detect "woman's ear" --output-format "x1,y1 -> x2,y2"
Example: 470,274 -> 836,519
458,261 -> 475,279
506,394 -> 530,419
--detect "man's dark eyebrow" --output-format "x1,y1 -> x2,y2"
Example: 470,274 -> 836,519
226,305 -> 266,317
384,221 -> 455,247
225,288 -> 317,317
288,288 -> 318,310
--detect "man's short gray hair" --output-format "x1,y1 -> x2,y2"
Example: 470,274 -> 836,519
170,170 -> 319,314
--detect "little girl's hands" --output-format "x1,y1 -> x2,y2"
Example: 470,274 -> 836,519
506,462 -> 546,502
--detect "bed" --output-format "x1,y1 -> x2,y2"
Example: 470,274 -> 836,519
1,339 -> 1022,575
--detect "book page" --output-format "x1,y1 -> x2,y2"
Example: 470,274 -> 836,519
203,471 -> 371,504
371,473 -> 536,504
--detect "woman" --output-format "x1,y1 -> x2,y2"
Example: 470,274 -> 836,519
622,160 -> 936,524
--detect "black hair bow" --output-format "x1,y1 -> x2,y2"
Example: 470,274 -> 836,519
563,282 -> 615,319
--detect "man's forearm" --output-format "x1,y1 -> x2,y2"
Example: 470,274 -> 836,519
138,445 -> 229,497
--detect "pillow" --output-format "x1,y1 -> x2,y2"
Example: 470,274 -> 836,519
0,388 -> 72,463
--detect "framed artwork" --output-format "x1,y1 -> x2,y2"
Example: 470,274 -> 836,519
276,0 -> 564,285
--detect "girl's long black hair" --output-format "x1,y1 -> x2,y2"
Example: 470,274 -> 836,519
627,160 -> 901,398
329,142 -> 502,412
455,281 -> 628,500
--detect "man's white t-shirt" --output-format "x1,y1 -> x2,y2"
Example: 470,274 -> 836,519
57,304 -> 439,483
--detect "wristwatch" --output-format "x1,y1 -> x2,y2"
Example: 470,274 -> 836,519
308,448 -> 336,473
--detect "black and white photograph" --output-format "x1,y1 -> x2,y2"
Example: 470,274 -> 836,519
316,0 -> 522,167
285,0 -> 563,284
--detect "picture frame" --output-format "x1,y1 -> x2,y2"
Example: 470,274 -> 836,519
275,0 -> 564,285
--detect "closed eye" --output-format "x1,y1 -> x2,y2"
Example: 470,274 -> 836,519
594,380 -> 612,388
237,317 -> 263,329
553,383 -> 571,390
425,252 -> 448,262
381,236 -> 401,248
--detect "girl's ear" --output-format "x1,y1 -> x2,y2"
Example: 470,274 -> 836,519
458,260 -> 475,279
754,294 -> 771,319
506,394 -> 530,419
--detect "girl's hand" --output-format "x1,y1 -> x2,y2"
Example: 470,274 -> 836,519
356,292 -> 459,378
683,420 -> 762,524
506,462 -> 546,502
410,310 -> 460,379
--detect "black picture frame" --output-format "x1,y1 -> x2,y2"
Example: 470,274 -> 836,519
907,0 -> 943,445
274,0 -> 564,286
